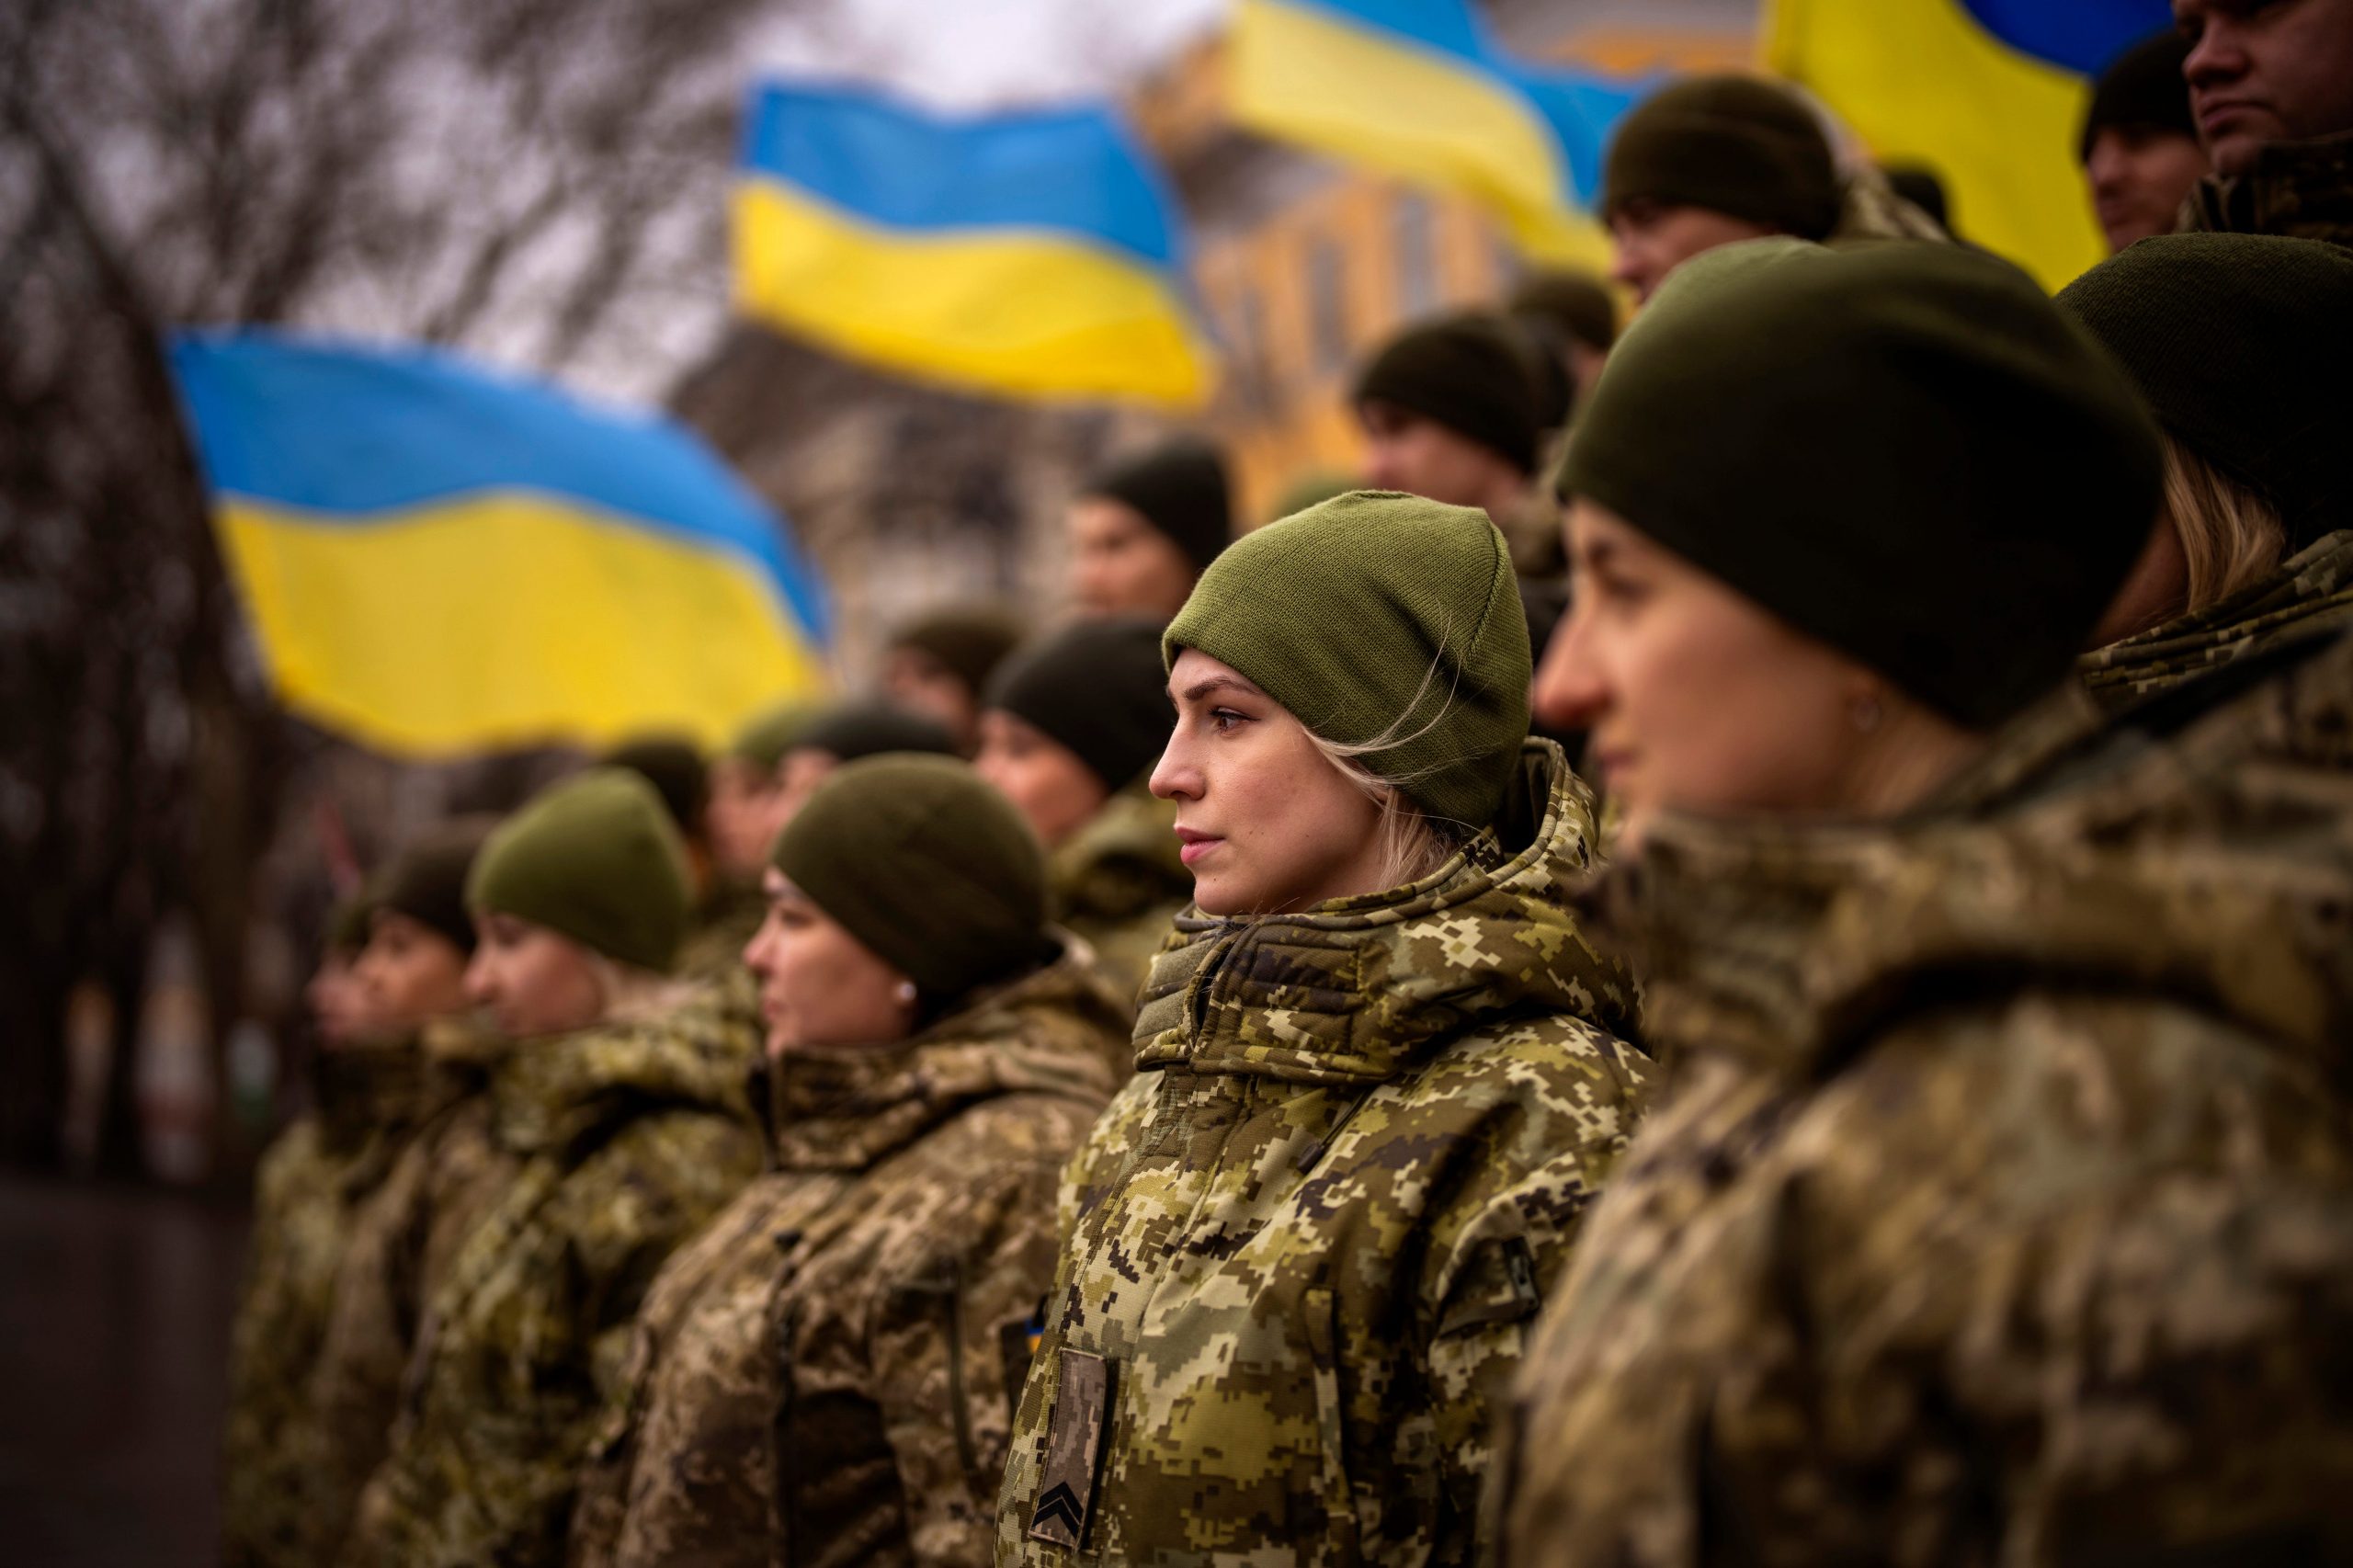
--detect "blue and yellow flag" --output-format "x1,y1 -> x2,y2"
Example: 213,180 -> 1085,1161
1230,0 -> 1650,265
1767,0 -> 2173,289
733,83 -> 1213,407
168,331 -> 829,758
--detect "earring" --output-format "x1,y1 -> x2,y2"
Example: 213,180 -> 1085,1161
894,980 -> 918,1006
1848,692 -> 1884,734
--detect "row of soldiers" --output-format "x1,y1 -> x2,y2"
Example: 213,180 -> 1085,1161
224,15 -> 2353,1568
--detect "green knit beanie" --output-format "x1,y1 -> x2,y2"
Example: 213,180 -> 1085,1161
377,815 -> 497,956
1084,437 -> 1234,573
1353,312 -> 1549,475
1511,269 -> 1620,353
1602,74 -> 1841,239
1566,238 -> 2162,730
1164,490 -> 1531,832
984,617 -> 1174,792
772,754 -> 1053,999
727,701 -> 824,772
598,734 -> 707,841
887,606 -> 1025,696
466,767 -> 692,973
2056,233 -> 2353,550
796,701 -> 959,763
2079,30 -> 2198,162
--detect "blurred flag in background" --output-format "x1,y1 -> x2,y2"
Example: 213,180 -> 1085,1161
733,82 -> 1214,407
169,331 -> 830,757
1230,0 -> 1651,267
1767,0 -> 2174,288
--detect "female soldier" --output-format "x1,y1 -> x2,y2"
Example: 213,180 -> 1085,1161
2059,233 -> 2353,704
995,490 -> 1648,1566
1506,240 -> 2353,1562
569,755 -> 1122,1567
349,769 -> 763,1568
973,616 -> 1188,1011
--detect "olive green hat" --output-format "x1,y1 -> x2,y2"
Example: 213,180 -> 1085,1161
887,606 -> 1025,696
727,701 -> 824,772
1565,237 -> 2162,730
598,734 -> 707,841
376,815 -> 497,956
466,767 -> 692,973
984,617 -> 1174,793
771,754 -> 1053,1000
2056,233 -> 2353,550
1084,437 -> 1234,573
1602,74 -> 1841,239
1510,269 -> 1620,354
1164,490 -> 1531,832
1353,312 -> 1550,475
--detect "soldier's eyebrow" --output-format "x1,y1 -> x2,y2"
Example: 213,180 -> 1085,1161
1172,674 -> 1266,705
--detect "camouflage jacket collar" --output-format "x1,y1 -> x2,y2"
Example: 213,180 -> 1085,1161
1131,741 -> 1638,1086
492,978 -> 760,1155
312,1036 -> 426,1153
2183,129 -> 2353,246
765,939 -> 1122,1172
1047,780 -> 1189,926
1594,627 -> 2353,1087
2079,528 -> 2353,710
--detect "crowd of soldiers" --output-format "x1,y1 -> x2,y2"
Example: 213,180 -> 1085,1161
222,7 -> 2353,1565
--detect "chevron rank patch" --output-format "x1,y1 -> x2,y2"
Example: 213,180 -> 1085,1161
1028,1348 -> 1113,1548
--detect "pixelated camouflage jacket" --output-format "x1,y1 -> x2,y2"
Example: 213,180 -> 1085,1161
2079,527 -> 2353,709
1048,782 -> 1189,1019
1496,626 -> 2353,1566
348,979 -> 766,1568
996,740 -> 1649,1568
569,943 -> 1123,1568
222,1040 -> 426,1568
2183,128 -> 2353,245
677,877 -> 767,985
293,1017 -> 520,1564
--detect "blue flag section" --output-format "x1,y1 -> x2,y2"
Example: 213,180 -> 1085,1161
733,82 -> 1215,407
168,331 -> 831,757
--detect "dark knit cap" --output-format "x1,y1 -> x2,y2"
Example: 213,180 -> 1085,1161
1353,312 -> 1549,475
2079,30 -> 2198,162
772,754 -> 1052,999
1165,491 -> 1531,832
727,702 -> 824,772
1602,74 -> 1841,240
984,617 -> 1174,793
467,768 -> 692,973
1083,437 -> 1234,573
2058,233 -> 2353,549
375,816 -> 496,956
1510,269 -> 1620,353
795,702 -> 959,763
1565,238 -> 2162,730
599,735 -> 708,840
887,606 -> 1024,697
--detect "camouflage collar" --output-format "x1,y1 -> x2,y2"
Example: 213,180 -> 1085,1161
1598,627 -> 2353,1085
312,1036 -> 425,1152
2078,528 -> 2353,710
2183,130 -> 2353,246
1046,782 -> 1189,925
764,943 -> 1122,1170
1130,741 -> 1637,1085
492,977 -> 760,1154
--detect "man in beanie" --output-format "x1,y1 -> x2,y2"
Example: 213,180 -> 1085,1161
1064,436 -> 1233,623
1510,268 -> 1620,408
349,767 -> 762,1568
705,701 -> 820,884
774,699 -> 959,828
1599,73 -> 1843,303
975,617 -> 1188,1009
881,604 -> 1023,755
1501,236 -> 2353,1564
2080,30 -> 2207,251
1354,310 -> 1549,517
2177,0 -> 2353,244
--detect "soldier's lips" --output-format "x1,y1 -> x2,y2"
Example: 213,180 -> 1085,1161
2196,97 -> 2266,137
1175,827 -> 1222,866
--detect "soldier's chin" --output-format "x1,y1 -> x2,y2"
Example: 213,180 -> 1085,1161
1190,868 -> 1254,918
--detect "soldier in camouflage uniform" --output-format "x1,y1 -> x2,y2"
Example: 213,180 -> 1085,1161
571,756 -> 1122,1568
976,617 -> 1187,1017
1507,238 -> 2353,1562
2059,233 -> 2353,708
2175,0 -> 2353,244
225,820 -> 489,1568
223,894 -> 407,1568
347,770 -> 763,1568
996,493 -> 1647,1566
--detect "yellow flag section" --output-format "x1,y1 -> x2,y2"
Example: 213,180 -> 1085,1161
1229,0 -> 1645,268
733,83 -> 1213,408
169,332 -> 830,757
1765,0 -> 2144,290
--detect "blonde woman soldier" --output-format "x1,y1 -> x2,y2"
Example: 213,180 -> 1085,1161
995,491 -> 1650,1566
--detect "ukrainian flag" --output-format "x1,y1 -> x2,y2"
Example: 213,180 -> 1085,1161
733,83 -> 1213,408
1230,0 -> 1650,265
1767,0 -> 2173,289
168,331 -> 830,758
